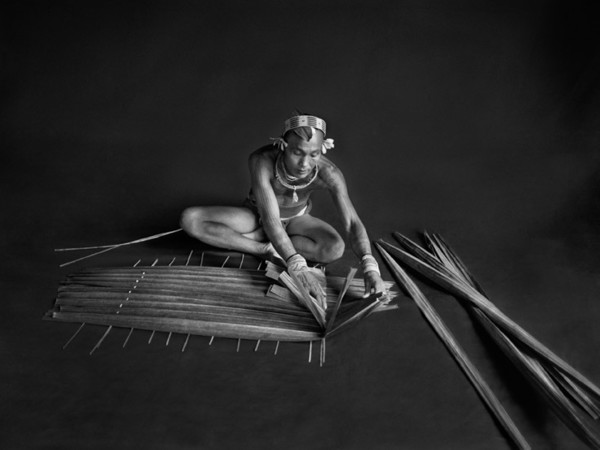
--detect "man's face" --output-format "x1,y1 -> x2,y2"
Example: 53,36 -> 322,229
283,131 -> 323,178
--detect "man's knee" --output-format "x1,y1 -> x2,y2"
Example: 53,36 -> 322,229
180,207 -> 205,233
319,237 -> 345,263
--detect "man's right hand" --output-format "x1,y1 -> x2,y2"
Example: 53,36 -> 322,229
286,254 -> 327,309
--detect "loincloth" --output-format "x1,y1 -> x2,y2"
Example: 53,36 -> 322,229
243,197 -> 312,229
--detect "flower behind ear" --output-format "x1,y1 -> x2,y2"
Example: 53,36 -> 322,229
270,137 -> 288,151
322,138 -> 334,154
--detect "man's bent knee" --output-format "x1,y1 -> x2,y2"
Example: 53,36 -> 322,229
180,207 -> 205,235
319,238 -> 345,263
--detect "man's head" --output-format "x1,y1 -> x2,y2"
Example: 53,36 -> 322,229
282,129 -> 324,178
273,113 -> 334,178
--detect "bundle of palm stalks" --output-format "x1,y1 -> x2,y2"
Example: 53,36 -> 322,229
46,252 -> 398,364
376,232 -> 600,449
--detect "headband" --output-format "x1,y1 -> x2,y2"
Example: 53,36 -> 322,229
271,115 -> 335,154
284,115 -> 327,136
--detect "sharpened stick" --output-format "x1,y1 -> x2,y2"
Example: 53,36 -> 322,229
377,245 -> 531,450
63,322 -> 85,349
148,330 -> 156,344
90,325 -> 112,355
274,341 -> 280,355
168,257 -> 176,266
123,327 -> 134,348
182,334 -> 191,352
55,228 -> 183,251
166,332 -> 172,346
60,246 -> 118,268
239,254 -> 245,269
255,340 -> 261,352
208,336 -> 215,345
58,229 -> 183,266
185,250 -> 193,266
221,256 -> 230,268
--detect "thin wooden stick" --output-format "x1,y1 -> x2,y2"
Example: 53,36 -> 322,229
239,254 -> 245,269
208,336 -> 215,345
257,261 -> 263,271
55,228 -> 183,251
168,257 -> 176,266
320,338 -> 326,367
90,325 -> 112,355
166,332 -> 172,346
237,338 -> 241,352
200,252 -> 204,267
308,340 -> 313,363
182,334 -> 191,352
221,256 -> 230,268
63,322 -> 85,349
254,340 -> 261,352
325,267 -> 357,335
151,258 -> 159,267
274,341 -> 280,355
60,246 -> 119,268
185,250 -> 193,266
377,245 -> 531,450
123,327 -> 134,348
58,229 -> 183,267
326,293 -> 383,337
148,330 -> 156,344
133,259 -> 141,267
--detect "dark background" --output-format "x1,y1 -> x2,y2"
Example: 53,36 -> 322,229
2,1 -> 600,448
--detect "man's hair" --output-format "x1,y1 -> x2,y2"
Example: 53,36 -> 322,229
284,126 -> 317,142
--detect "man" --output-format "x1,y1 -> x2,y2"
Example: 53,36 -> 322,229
181,114 -> 387,305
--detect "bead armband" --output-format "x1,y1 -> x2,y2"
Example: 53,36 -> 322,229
361,254 -> 380,276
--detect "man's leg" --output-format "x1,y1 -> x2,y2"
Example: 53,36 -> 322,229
180,206 -> 271,256
285,215 -> 345,263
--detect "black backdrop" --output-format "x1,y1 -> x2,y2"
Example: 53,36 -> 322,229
3,1 -> 600,449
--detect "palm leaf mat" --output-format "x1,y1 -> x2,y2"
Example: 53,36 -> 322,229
46,248 -> 399,366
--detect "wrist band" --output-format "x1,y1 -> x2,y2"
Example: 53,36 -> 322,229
361,254 -> 380,276
286,253 -> 300,262
286,253 -> 307,271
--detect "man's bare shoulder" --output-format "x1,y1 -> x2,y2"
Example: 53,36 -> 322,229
249,145 -> 277,162
318,156 -> 346,189
249,145 -> 277,175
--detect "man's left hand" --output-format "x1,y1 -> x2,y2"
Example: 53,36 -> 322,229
363,271 -> 390,303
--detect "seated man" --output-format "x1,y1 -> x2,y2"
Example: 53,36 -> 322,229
181,113 -> 387,304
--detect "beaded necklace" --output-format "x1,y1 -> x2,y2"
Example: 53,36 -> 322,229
275,152 -> 319,203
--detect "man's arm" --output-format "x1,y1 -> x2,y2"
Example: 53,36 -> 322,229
248,152 -> 296,260
325,165 -> 389,299
249,152 -> 326,305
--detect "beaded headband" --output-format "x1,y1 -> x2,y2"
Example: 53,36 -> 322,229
271,114 -> 335,154
284,115 -> 327,136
